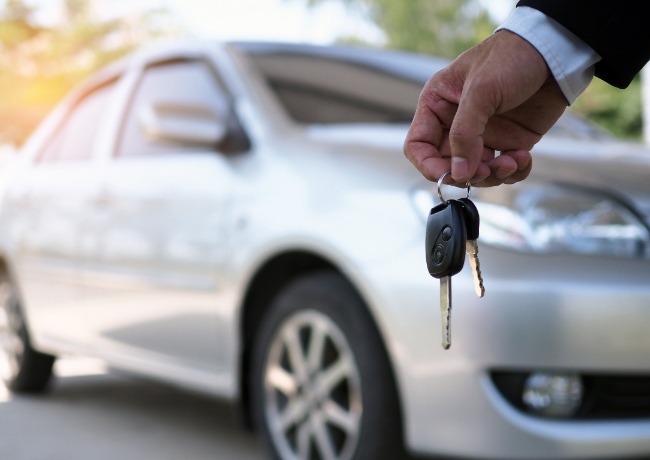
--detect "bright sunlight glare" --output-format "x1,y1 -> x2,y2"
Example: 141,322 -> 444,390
16,0 -> 386,45
6,0 -> 514,44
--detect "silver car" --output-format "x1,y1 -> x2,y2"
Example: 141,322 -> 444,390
1,40 -> 650,460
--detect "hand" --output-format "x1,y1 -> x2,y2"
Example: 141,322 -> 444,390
404,30 -> 568,187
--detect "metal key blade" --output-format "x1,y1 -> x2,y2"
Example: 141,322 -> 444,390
466,239 -> 485,298
440,276 -> 451,349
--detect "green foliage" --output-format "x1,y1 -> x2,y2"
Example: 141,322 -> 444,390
305,0 -> 643,139
0,0 -> 180,145
572,76 -> 643,139
308,0 -> 494,59
368,0 -> 494,59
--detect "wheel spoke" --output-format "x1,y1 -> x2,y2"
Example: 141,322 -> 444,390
311,410 -> 338,460
321,399 -> 359,435
266,364 -> 298,397
316,356 -> 352,395
284,327 -> 309,384
306,320 -> 327,374
3,300 -> 22,334
297,419 -> 311,459
1,333 -> 22,356
278,396 -> 308,431
0,284 -> 10,309
0,334 -> 20,377
0,300 -> 23,378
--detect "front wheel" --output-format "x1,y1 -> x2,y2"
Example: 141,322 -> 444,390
251,272 -> 404,460
0,276 -> 55,392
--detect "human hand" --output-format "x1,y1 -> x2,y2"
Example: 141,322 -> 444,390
404,30 -> 568,187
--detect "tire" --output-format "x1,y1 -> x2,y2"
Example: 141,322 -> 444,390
251,271 -> 404,460
0,275 -> 55,392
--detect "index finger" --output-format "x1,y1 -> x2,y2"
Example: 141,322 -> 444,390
404,90 -> 460,181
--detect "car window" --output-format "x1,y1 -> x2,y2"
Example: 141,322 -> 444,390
118,60 -> 232,156
245,52 -> 425,124
39,81 -> 116,163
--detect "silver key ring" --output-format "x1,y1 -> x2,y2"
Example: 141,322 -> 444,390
437,171 -> 471,203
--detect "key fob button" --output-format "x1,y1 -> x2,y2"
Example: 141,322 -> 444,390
441,226 -> 452,241
433,245 -> 445,264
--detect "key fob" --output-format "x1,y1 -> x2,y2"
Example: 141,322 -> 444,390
458,197 -> 480,240
425,200 -> 466,278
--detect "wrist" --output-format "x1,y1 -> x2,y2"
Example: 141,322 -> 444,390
496,6 -> 600,104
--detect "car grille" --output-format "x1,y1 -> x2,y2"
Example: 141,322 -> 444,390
583,375 -> 650,419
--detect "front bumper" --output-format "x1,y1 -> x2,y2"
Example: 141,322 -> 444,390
364,243 -> 650,459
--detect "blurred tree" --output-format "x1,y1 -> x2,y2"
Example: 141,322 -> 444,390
304,0 -> 643,139
0,0 -> 41,48
572,76 -> 643,140
307,0 -> 494,60
0,0 -> 181,146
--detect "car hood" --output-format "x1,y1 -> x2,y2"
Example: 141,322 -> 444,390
531,135 -> 650,218
301,123 -> 421,187
300,123 -> 650,218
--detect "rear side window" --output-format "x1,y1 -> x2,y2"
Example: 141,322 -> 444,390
117,60 -> 233,157
39,82 -> 115,163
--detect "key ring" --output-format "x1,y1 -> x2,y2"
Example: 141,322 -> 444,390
437,171 -> 471,203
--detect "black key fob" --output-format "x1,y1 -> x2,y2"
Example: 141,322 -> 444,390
425,200 -> 466,279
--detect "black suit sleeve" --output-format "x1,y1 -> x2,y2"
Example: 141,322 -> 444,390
517,0 -> 650,88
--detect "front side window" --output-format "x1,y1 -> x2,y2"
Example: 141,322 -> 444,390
118,60 -> 234,157
39,81 -> 116,163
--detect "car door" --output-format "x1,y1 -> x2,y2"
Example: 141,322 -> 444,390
80,58 -> 250,374
5,81 -> 116,344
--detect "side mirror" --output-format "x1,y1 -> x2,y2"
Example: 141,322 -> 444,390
138,102 -> 228,147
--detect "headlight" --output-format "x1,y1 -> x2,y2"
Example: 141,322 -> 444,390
479,183 -> 650,258
411,182 -> 650,258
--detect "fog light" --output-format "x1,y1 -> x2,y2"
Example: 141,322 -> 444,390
522,372 -> 583,418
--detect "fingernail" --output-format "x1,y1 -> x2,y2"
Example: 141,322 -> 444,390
451,157 -> 468,181
518,157 -> 531,170
495,167 -> 513,180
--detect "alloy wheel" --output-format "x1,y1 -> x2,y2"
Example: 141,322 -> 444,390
0,284 -> 25,383
264,309 -> 363,460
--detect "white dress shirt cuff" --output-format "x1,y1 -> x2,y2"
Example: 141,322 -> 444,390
496,6 -> 601,105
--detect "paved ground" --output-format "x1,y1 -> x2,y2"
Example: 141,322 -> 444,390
0,358 -> 443,460
0,358 -> 265,460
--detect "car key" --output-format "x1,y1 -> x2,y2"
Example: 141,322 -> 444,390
425,199 -> 466,350
458,197 -> 485,298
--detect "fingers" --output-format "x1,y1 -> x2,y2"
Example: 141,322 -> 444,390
472,150 -> 533,187
405,98 -> 534,187
406,119 -> 493,185
404,30 -> 551,188
500,150 -> 533,184
444,31 -> 551,184
404,79 -> 461,181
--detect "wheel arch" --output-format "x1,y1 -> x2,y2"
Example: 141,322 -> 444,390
237,249 -> 404,434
